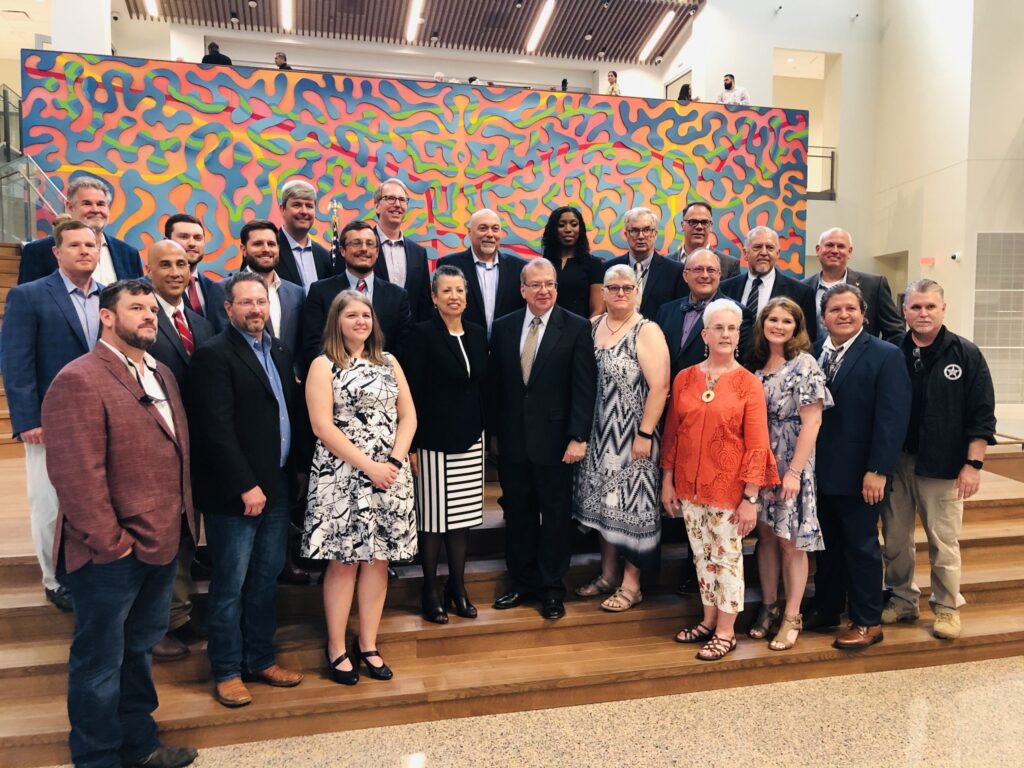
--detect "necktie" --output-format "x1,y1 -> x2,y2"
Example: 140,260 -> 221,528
356,278 -> 368,294
172,310 -> 195,356
520,316 -> 542,384
822,347 -> 840,384
681,300 -> 707,348
187,277 -> 203,316
634,262 -> 647,292
746,277 -> 763,319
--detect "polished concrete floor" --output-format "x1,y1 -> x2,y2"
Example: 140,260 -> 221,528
49,655 -> 1024,768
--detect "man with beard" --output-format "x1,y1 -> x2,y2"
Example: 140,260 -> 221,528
715,73 -> 750,106
42,279 -> 198,768
372,178 -> 433,321
666,202 -> 741,279
164,213 -> 223,324
275,180 -> 333,290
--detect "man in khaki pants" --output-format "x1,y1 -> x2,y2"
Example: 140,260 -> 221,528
881,279 -> 996,639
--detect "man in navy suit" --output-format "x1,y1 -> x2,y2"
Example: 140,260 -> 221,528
802,227 -> 904,342
143,239 -> 215,661
301,219 -> 412,368
372,178 -> 433,322
18,176 -> 142,286
165,213 -> 223,325
811,284 -> 911,649
274,180 -> 333,291
720,226 -> 818,345
665,202 -> 741,279
436,209 -> 527,336
1,220 -> 104,610
602,207 -> 686,319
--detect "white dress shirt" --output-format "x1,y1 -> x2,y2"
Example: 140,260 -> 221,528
100,340 -> 175,435
741,268 -> 776,309
820,327 -> 864,377
815,270 -> 848,321
519,306 -> 555,356
92,237 -> 119,287
473,251 -> 500,332
153,292 -> 189,340
377,226 -> 407,289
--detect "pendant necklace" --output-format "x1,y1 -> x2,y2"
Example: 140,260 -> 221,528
702,370 -> 722,403
605,312 -> 634,335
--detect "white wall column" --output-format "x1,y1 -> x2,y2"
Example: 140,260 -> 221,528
52,0 -> 112,56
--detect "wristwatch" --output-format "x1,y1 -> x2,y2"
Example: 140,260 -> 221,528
743,494 -> 758,504
965,459 -> 984,470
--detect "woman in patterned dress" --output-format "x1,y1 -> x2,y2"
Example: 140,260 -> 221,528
302,290 -> 417,685
573,264 -> 670,612
746,297 -> 832,650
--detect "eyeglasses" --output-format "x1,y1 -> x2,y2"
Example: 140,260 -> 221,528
912,346 -> 923,373
232,298 -> 270,309
604,284 -> 637,294
625,227 -> 656,237
684,266 -> 720,275
345,240 -> 379,250
707,323 -> 739,334
379,195 -> 409,206
524,281 -> 557,291
683,219 -> 713,228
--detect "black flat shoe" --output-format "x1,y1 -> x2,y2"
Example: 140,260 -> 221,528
359,649 -> 393,681
325,648 -> 358,686
445,584 -> 478,619
421,588 -> 449,624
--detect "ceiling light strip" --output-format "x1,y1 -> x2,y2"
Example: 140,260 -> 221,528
143,0 -> 160,17
638,9 -> 675,62
280,0 -> 294,31
526,0 -> 555,53
405,0 -> 425,42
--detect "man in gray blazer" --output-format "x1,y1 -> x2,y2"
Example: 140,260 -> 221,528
665,202 -> 741,279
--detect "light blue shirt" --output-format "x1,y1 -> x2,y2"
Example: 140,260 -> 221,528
234,326 -> 291,467
347,270 -> 375,301
472,251 -> 500,334
282,229 -> 319,293
58,269 -> 102,350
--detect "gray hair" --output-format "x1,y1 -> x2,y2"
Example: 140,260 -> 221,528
223,271 -> 268,303
603,264 -> 637,286
520,257 -> 557,285
684,248 -> 721,267
817,227 -> 853,248
623,207 -> 658,228
374,178 -> 411,204
279,179 -> 316,206
67,176 -> 113,205
702,297 -> 743,327
431,264 -> 468,293
744,226 -> 779,248
903,278 -> 944,306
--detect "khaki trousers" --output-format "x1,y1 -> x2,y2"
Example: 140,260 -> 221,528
25,443 -> 60,590
168,517 -> 196,632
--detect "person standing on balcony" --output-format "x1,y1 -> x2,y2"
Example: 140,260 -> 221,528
715,73 -> 750,105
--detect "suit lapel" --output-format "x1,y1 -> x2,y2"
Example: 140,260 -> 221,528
846,269 -> 863,289
45,274 -> 89,351
433,314 -> 470,380
830,331 -> 869,393
527,307 -> 564,386
229,330 -> 276,398
95,346 -> 181,448
462,253 -> 486,321
157,309 -> 189,363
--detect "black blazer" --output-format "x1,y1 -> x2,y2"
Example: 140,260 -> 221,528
275,229 -> 334,288
300,273 -> 412,369
803,269 -> 904,343
187,328 -> 309,515
435,249 -> 526,333
813,332 -> 911,497
654,291 -> 753,382
373,232 -> 433,322
400,315 -> 488,453
720,267 -> 819,342
488,306 -> 597,466
149,306 -> 215,387
18,234 -> 142,285
602,252 -> 686,319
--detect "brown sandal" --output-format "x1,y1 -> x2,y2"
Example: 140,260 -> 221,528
674,622 -> 715,644
601,586 -> 642,612
748,601 -> 782,640
575,575 -> 618,598
696,634 -> 737,661
769,614 -> 803,651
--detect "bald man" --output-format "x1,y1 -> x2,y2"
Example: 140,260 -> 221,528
436,209 -> 527,335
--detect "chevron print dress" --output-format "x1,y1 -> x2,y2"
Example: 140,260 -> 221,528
573,319 -> 661,573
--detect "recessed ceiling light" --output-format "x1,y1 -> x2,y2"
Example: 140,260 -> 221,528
248,0 -> 257,7
583,31 -> 593,41
597,50 -> 606,58
430,31 -> 439,43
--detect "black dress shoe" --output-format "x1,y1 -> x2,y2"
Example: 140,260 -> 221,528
541,598 -> 566,620
45,585 -> 73,612
125,745 -> 198,767
676,574 -> 700,597
445,583 -> 478,619
421,587 -> 449,624
493,590 -> 536,610
325,648 -> 359,686
359,649 -> 393,681
803,611 -> 842,631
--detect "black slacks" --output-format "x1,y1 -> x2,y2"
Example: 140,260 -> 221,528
814,493 -> 885,626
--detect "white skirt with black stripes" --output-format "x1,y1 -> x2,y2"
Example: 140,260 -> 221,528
414,433 -> 485,533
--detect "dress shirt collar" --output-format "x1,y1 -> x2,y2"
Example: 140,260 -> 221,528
628,252 -> 654,270
347,270 -> 374,291
747,267 -> 776,292
282,227 -> 310,251
99,339 -> 159,373
57,268 -> 100,297
153,291 -> 186,320
376,225 -> 404,246
823,327 -> 863,356
522,305 -> 555,331
819,270 -> 848,289
241,266 -> 280,292
472,250 -> 500,269
231,324 -> 274,352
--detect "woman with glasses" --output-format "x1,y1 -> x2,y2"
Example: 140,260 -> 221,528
541,206 -> 604,318
746,297 -> 831,651
574,265 -> 670,611
661,299 -> 778,660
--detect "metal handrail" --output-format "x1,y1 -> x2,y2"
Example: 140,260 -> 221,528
807,144 -> 837,201
1,84 -> 21,163
0,154 -> 67,243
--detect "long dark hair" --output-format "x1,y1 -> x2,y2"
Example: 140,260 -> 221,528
541,206 -> 591,264
747,296 -> 812,370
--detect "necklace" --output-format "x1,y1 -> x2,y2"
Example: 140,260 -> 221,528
604,312 -> 635,335
702,367 -> 729,403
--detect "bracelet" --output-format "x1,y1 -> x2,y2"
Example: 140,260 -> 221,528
637,430 -> 653,440
786,467 -> 802,479
386,456 -> 402,469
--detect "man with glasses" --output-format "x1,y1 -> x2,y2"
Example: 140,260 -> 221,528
301,219 -> 412,368
880,279 -> 995,640
274,180 -> 333,291
489,259 -> 597,620
602,207 -> 685,319
372,178 -> 433,322
667,202 -> 740,279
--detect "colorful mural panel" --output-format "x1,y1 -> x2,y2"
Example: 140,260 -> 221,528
21,50 -> 808,276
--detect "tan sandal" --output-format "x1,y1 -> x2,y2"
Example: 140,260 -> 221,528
600,586 -> 642,612
575,575 -> 618,598
769,613 -> 803,651
748,600 -> 782,640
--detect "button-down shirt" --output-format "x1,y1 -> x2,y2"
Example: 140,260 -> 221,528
519,305 -> 555,356
99,340 -> 174,435
347,270 -> 375,301
680,295 -> 710,345
377,226 -> 407,289
815,270 -> 848,322
154,291 -> 187,326
473,251 -> 500,332
282,229 -> 319,293
92,236 -> 119,287
58,269 -> 101,350
234,327 -> 291,466
741,268 -> 776,309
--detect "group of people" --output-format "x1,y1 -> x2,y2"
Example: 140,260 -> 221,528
0,172 -> 998,768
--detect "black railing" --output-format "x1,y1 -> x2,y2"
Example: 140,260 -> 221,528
807,144 -> 837,201
1,84 -> 22,163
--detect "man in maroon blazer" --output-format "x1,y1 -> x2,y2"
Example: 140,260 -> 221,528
42,279 -> 199,768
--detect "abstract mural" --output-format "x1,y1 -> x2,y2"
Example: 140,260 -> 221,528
21,50 -> 808,276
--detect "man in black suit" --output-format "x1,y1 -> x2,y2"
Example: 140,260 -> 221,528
201,41 -> 232,66
602,207 -> 686,319
19,176 -> 142,285
144,239 -> 215,661
436,208 -> 526,336
489,258 -> 597,619
188,273 -> 306,708
301,219 -> 412,368
803,227 -> 904,342
665,202 -> 741,279
165,213 -> 223,326
719,226 -> 818,343
274,180 -> 333,291
811,284 -> 911,649
373,178 -> 433,322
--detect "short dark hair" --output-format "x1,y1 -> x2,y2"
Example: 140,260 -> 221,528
431,264 -> 467,293
240,219 -> 279,247
164,213 -> 203,239
681,201 -> 713,220
53,219 -> 94,248
223,271 -> 267,302
609,70 -> 618,77
725,73 -> 735,78
821,283 -> 867,316
340,219 -> 376,246
99,279 -> 152,311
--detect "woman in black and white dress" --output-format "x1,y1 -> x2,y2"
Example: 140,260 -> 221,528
400,265 -> 488,624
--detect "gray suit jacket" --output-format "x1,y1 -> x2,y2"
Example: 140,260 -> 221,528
803,268 -> 904,343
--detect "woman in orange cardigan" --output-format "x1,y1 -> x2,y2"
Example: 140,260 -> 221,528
661,299 -> 779,660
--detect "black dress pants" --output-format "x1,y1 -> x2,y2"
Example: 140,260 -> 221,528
814,493 -> 885,626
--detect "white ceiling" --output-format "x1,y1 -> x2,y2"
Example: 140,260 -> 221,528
773,48 -> 826,79
0,0 -> 50,52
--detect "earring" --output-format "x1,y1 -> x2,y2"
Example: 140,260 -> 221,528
703,343 -> 709,358
734,345 -> 740,359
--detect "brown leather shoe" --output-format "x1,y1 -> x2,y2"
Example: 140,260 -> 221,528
214,678 -> 253,707
242,664 -> 304,688
833,624 -> 883,649
151,634 -> 189,662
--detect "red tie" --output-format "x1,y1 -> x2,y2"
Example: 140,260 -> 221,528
357,279 -> 368,294
187,277 -> 203,316
172,310 -> 195,356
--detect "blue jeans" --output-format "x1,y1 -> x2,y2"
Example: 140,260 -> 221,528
63,554 -> 175,768
205,472 -> 290,682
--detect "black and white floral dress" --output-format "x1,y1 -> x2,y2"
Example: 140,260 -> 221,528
302,355 -> 416,563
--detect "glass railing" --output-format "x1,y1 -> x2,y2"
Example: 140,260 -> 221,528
0,155 -> 67,243
1,84 -> 20,163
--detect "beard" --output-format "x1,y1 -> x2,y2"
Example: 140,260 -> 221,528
115,319 -> 156,351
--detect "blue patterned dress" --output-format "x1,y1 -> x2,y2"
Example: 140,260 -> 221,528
754,352 -> 832,552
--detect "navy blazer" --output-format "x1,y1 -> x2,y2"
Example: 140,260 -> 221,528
435,249 -> 527,333
275,229 -> 334,288
720,267 -> 819,342
300,273 -> 412,369
18,234 -> 142,285
198,272 -> 228,332
655,291 -> 753,382
373,232 -> 433,322
814,331 -> 911,496
602,252 -> 687,320
149,305 -> 215,387
803,269 -> 904,343
0,271 -> 96,436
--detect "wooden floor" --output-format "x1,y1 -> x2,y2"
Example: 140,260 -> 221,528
1,457 -> 1023,768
